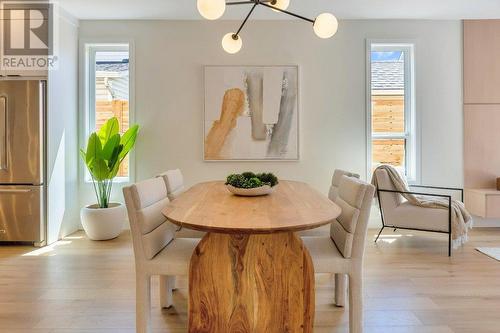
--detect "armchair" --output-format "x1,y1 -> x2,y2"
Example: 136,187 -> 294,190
373,168 -> 464,256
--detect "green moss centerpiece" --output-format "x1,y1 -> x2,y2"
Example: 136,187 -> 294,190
225,172 -> 279,196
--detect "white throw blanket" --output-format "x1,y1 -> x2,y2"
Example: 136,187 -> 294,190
371,165 -> 473,248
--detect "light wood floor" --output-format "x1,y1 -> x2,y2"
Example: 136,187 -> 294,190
0,228 -> 499,333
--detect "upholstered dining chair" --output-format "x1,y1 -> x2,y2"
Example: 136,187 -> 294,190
329,169 -> 361,201
159,169 -> 185,201
123,177 -> 199,333
299,169 -> 360,308
299,169 -> 360,237
303,176 -> 375,333
158,169 -> 206,239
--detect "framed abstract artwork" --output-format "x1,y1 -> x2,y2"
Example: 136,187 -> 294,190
204,66 -> 299,161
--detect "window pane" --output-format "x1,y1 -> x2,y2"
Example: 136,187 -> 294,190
94,50 -> 130,178
370,48 -> 409,177
371,51 -> 405,134
372,139 -> 406,174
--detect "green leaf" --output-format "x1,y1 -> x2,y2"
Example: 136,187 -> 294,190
79,149 -> 86,163
102,134 -> 120,160
119,125 -> 139,160
107,144 -> 123,173
85,133 -> 102,167
109,158 -> 121,179
98,117 -> 119,145
91,159 -> 109,181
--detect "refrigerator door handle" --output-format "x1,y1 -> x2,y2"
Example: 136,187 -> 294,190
0,95 -> 6,170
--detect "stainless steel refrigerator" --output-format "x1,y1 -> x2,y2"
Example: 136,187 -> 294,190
0,79 -> 46,245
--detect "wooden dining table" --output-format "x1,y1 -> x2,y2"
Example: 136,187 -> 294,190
162,180 -> 341,333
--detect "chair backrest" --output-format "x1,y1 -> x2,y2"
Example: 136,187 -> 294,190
123,177 -> 177,262
330,176 -> 375,259
374,168 -> 403,215
328,169 -> 360,201
159,169 -> 185,201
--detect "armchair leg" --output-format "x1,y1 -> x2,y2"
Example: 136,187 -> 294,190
136,273 -> 152,333
160,275 -> 176,308
448,232 -> 452,257
349,273 -> 363,333
334,273 -> 347,307
374,226 -> 385,243
448,197 -> 452,257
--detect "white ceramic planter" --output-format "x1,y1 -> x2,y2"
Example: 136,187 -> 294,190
80,203 -> 126,241
226,184 -> 276,197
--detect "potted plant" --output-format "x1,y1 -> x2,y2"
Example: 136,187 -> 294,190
225,172 -> 279,196
80,117 -> 139,240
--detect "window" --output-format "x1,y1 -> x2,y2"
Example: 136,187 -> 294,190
367,42 -> 417,182
84,44 -> 132,182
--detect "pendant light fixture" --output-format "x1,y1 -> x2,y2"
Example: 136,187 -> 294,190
197,0 -> 226,20
222,33 -> 243,54
197,0 -> 339,54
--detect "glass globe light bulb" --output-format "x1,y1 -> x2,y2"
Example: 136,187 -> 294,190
313,13 -> 338,39
270,0 -> 290,12
222,33 -> 242,54
197,0 -> 226,20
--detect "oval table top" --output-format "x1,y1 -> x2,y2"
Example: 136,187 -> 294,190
162,180 -> 341,234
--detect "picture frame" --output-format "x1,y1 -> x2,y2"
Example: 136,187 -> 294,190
203,65 -> 300,161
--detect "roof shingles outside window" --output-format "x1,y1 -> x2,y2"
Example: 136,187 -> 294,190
371,60 -> 404,92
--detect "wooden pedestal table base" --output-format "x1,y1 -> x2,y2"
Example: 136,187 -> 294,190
189,232 -> 314,333
162,181 -> 341,332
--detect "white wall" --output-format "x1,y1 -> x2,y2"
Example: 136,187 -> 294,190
78,20 -> 463,227
47,11 -> 79,243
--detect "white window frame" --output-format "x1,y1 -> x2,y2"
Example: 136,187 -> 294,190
80,42 -> 135,184
366,40 -> 419,183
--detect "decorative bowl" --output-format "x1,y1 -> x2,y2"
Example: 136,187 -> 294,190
226,184 -> 275,197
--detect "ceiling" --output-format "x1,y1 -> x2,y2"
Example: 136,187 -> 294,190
59,0 -> 500,20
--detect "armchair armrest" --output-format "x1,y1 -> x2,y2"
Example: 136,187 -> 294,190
410,185 -> 463,201
377,189 -> 452,200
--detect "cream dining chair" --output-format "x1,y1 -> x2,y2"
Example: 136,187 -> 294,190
123,177 -> 199,333
299,169 -> 360,307
303,176 -> 375,333
158,169 -> 206,239
299,169 -> 360,237
159,169 -> 185,201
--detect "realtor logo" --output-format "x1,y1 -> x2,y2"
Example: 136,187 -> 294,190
0,0 -> 59,71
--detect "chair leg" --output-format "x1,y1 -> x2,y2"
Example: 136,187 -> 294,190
448,232 -> 452,257
374,226 -> 385,243
168,276 -> 177,291
171,275 -> 178,291
136,272 -> 152,333
349,273 -> 363,333
334,273 -> 347,307
160,275 -> 176,308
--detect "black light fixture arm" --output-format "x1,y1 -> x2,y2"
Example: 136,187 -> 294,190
227,0 -> 316,38
227,0 -> 274,5
234,2 -> 258,38
226,1 -> 255,6
259,2 -> 315,23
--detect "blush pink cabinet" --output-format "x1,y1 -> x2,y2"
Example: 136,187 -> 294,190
464,20 -> 500,213
464,104 -> 500,189
464,20 -> 500,104
465,189 -> 500,218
